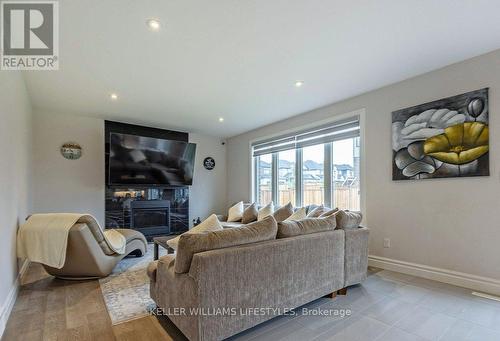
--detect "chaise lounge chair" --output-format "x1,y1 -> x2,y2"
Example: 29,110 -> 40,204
41,217 -> 147,280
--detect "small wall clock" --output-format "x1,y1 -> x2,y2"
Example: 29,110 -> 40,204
61,143 -> 82,160
203,157 -> 215,170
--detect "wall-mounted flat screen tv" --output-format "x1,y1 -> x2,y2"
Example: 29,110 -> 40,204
108,132 -> 196,186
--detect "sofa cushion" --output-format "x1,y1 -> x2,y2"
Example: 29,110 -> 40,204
258,202 -> 274,221
285,207 -> 307,221
319,207 -> 339,218
305,204 -> 320,214
216,214 -> 227,222
175,215 -> 278,273
241,203 -> 258,224
166,214 -> 223,250
272,202 -> 294,222
220,221 -> 245,228
336,210 -> 363,229
227,201 -> 244,222
277,214 -> 336,238
306,205 -> 330,218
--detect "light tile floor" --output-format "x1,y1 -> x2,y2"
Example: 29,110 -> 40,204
228,268 -> 500,341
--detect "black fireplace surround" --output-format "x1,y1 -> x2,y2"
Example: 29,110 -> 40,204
105,121 -> 190,240
105,187 -> 189,240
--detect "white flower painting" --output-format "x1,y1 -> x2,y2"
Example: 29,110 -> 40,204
392,89 -> 489,180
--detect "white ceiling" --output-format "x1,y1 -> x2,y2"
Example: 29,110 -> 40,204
24,0 -> 500,138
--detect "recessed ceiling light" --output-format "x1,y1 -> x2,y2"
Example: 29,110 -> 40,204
146,18 -> 161,31
110,93 -> 118,100
295,80 -> 304,88
218,117 -> 224,122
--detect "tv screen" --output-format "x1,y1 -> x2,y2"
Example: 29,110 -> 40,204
108,132 -> 196,186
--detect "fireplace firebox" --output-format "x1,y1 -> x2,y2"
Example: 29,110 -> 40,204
131,200 -> 170,237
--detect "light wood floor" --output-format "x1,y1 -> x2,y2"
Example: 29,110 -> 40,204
4,265 -> 383,341
12,265 -> 499,341
3,263 -> 184,341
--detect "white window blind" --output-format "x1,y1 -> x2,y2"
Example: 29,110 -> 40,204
252,116 -> 360,157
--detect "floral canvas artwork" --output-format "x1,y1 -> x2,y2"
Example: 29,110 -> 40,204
392,88 -> 489,180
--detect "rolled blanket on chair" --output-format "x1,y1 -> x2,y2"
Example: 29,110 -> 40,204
17,213 -> 126,269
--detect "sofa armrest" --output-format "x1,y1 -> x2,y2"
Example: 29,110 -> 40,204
344,226 -> 369,287
150,255 -> 200,340
147,260 -> 159,282
148,254 -> 175,281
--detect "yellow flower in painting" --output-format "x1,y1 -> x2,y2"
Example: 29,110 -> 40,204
423,122 -> 489,165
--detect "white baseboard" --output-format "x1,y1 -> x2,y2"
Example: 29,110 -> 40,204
0,259 -> 30,338
368,255 -> 500,296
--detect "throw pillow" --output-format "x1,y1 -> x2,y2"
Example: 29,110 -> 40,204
306,204 -> 320,215
285,207 -> 307,221
175,215 -> 278,273
336,210 -> 363,229
272,202 -> 294,222
241,203 -> 258,224
166,214 -> 223,250
277,214 -> 336,238
227,201 -> 244,222
319,207 -> 339,218
306,205 -> 330,218
257,202 -> 274,221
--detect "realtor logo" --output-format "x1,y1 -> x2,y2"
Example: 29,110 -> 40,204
1,0 -> 58,70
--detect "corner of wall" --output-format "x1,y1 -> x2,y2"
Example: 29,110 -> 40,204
0,72 -> 35,338
0,257 -> 30,338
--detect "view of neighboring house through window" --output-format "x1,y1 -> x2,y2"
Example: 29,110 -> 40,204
332,137 -> 360,210
278,150 -> 295,205
252,116 -> 361,210
302,144 -> 324,206
255,153 -> 272,205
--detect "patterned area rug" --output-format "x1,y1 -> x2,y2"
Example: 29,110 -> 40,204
99,243 -> 167,325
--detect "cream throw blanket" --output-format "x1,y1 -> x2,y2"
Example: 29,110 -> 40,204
17,213 -> 126,269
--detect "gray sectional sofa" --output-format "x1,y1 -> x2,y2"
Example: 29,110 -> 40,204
148,214 -> 369,341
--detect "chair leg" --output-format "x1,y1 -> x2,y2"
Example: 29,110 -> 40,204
154,243 -> 159,260
324,291 -> 337,298
337,287 -> 348,295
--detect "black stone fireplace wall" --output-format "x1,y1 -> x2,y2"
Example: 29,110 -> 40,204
105,187 -> 189,240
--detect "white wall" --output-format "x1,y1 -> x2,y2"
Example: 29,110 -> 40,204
33,111 -> 105,224
189,134 -> 227,221
0,73 -> 32,332
32,111 -> 227,226
226,49 -> 500,281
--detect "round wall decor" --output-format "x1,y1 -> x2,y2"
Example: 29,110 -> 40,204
203,157 -> 215,170
61,143 -> 82,160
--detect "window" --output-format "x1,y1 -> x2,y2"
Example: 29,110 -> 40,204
302,144 -> 324,206
252,116 -> 360,209
255,154 -> 272,205
332,137 -> 360,210
278,150 -> 296,205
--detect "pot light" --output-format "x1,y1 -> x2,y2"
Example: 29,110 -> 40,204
146,18 -> 161,31
218,117 -> 224,122
110,93 -> 118,100
295,80 -> 304,88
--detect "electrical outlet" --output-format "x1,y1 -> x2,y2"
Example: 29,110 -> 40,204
383,238 -> 391,248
